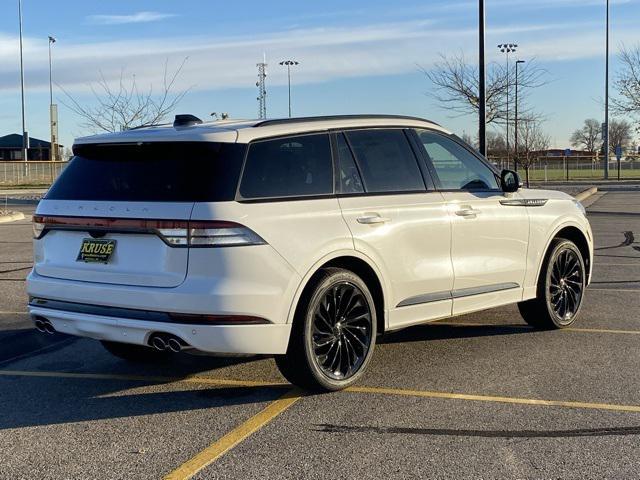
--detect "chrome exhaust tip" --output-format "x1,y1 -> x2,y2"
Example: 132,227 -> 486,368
34,318 -> 46,333
167,338 -> 182,353
43,321 -> 55,335
151,335 -> 167,351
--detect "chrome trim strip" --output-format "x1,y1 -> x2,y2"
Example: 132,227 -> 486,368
396,282 -> 520,308
451,282 -> 520,299
500,199 -> 548,207
396,290 -> 452,307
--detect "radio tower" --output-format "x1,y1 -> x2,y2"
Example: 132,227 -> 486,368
256,53 -> 267,119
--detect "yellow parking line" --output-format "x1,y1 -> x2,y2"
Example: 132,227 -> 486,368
0,369 -> 285,389
164,388 -> 303,480
564,327 -> 640,335
434,321 -> 640,335
346,385 -> 640,413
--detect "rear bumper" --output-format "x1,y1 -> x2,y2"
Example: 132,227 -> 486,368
29,305 -> 292,355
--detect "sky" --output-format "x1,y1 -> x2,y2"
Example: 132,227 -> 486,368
0,0 -> 639,150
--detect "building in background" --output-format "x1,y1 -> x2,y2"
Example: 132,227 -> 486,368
0,134 -> 63,160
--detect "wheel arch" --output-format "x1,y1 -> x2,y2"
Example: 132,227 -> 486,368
536,223 -> 592,286
287,251 -> 388,335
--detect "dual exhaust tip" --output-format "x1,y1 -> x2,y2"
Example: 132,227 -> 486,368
149,333 -> 188,353
34,317 -> 56,335
34,318 -> 188,354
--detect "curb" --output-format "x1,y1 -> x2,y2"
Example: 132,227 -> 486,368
0,211 -> 26,223
574,186 -> 598,202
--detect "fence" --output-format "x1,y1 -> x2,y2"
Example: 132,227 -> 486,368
2,156 -> 639,188
489,155 -> 640,182
0,161 -> 68,187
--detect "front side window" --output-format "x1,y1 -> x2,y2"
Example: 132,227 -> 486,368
415,130 -> 499,191
345,129 -> 425,193
239,134 -> 333,199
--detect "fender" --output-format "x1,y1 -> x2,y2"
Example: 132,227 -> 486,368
529,218 -> 592,293
285,248 -> 390,328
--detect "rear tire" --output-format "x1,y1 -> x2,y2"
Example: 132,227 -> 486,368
100,340 -> 170,363
275,268 -> 377,391
518,238 -> 586,329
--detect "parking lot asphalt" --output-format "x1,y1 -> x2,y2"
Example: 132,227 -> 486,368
1,190 -> 639,479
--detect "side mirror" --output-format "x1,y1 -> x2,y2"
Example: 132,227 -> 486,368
500,169 -> 521,193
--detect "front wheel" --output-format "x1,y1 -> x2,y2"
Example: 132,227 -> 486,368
276,268 -> 377,391
518,238 -> 586,329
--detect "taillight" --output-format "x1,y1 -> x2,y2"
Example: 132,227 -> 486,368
31,215 -> 265,248
33,216 -> 46,239
188,221 -> 265,247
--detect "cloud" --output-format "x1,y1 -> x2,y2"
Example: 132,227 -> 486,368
0,16 -> 637,99
87,11 -> 177,25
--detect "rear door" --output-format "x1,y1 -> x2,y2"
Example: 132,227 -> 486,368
412,129 -> 529,315
33,141 -> 245,288
336,129 -> 453,329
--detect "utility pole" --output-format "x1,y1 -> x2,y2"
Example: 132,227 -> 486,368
514,59 -> 525,171
604,0 -> 610,179
279,60 -> 299,118
478,0 -> 487,156
256,53 -> 267,119
498,43 -> 518,169
48,35 -> 57,161
18,0 -> 28,163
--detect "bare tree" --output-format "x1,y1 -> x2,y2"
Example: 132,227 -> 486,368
570,118 -> 601,154
608,119 -> 634,152
516,119 -> 550,187
461,132 -> 476,149
613,44 -> 640,132
422,53 -> 548,126
486,130 -> 507,157
60,58 -> 190,133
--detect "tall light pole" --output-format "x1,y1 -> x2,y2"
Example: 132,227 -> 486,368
478,0 -> 487,156
48,35 -> 57,161
514,59 -> 525,171
604,0 -> 610,179
18,0 -> 28,163
279,60 -> 299,118
498,43 -> 518,169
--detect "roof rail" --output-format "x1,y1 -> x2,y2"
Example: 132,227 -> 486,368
253,114 -> 440,128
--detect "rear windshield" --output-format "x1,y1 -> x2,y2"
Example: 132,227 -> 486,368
46,142 -> 246,202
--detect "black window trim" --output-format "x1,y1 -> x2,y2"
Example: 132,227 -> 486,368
235,131 -> 336,203
330,132 -> 367,196
409,128 -> 503,193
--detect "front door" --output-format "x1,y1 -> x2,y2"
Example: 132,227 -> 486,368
412,129 -> 529,315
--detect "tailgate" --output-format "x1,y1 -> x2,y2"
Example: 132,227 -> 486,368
33,200 -> 193,288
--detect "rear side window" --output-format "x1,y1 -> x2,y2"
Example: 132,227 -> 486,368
46,142 -> 246,202
239,134 -> 333,199
335,133 -> 364,194
345,129 -> 425,193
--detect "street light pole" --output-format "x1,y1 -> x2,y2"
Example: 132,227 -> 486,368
498,43 -> 517,169
18,0 -> 28,163
478,0 -> 487,156
279,60 -> 299,118
514,60 -> 525,171
604,0 -> 610,179
48,35 -> 56,161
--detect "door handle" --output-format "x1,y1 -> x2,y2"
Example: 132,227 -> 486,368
455,208 -> 481,218
357,214 -> 390,225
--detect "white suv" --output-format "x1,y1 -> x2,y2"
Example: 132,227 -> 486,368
28,115 -> 593,391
